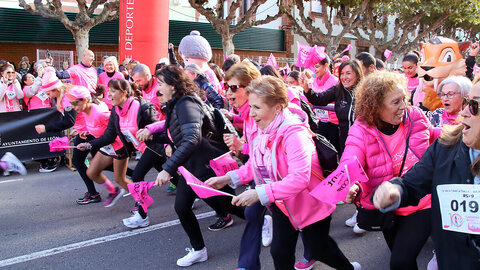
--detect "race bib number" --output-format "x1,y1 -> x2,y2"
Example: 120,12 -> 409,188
6,90 -> 16,99
256,165 -> 272,184
100,144 -> 116,156
437,184 -> 480,235
121,130 -> 140,147
36,90 -> 49,101
314,109 -> 329,120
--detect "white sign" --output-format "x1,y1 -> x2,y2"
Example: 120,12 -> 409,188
437,184 -> 480,235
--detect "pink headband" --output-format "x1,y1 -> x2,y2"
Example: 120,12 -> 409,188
41,79 -> 61,90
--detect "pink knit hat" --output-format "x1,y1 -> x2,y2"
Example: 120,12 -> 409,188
65,85 -> 91,101
41,67 -> 63,92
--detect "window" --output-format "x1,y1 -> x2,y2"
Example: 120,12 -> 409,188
311,0 -> 322,13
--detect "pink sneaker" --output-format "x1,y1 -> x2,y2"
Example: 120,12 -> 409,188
103,187 -> 125,208
294,257 -> 316,270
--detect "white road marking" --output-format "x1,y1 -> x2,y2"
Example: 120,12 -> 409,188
0,178 -> 23,184
0,211 -> 216,268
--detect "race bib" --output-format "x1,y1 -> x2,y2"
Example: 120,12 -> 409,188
100,144 -> 116,156
121,130 -> 140,147
6,90 -> 16,99
437,184 -> 480,235
314,108 -> 329,120
36,90 -> 49,101
256,165 -> 272,184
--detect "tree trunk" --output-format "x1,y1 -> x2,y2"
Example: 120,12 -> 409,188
222,33 -> 235,57
72,28 -> 91,63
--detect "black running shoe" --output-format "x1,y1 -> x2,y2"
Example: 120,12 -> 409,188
76,192 -> 101,205
208,215 -> 233,231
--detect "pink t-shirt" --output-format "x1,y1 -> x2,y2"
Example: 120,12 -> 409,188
67,64 -> 98,92
84,102 -> 123,150
116,98 -> 147,153
406,75 -> 419,93
98,71 -> 124,109
23,86 -> 51,110
380,123 -> 431,216
312,71 -> 339,125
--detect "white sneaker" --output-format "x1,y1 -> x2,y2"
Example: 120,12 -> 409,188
262,215 -> 273,247
176,247 -> 208,267
135,151 -> 142,160
1,152 -> 26,175
353,223 -> 366,234
192,198 -> 200,209
122,211 -> 150,228
345,210 -> 358,227
351,261 -> 361,270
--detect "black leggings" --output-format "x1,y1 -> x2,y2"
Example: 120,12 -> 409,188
174,175 -> 244,250
72,135 -> 98,195
270,205 -> 353,270
383,209 -> 432,270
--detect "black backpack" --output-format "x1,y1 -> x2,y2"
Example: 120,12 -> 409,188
312,132 -> 339,177
201,102 -> 239,143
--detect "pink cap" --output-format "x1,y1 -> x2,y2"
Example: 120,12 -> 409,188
65,85 -> 91,101
41,67 -> 63,92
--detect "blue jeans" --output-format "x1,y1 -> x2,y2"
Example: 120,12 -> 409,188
238,200 -> 266,270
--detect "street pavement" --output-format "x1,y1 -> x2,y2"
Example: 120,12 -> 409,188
0,161 -> 434,270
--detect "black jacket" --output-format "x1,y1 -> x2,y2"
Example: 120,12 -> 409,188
155,95 -> 228,180
45,105 -> 77,133
90,98 -> 157,156
391,140 -> 480,270
304,85 -> 355,155
194,74 -> 224,109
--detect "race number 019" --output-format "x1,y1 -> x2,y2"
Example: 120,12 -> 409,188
451,199 -> 479,213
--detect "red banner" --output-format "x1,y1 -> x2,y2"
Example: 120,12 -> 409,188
119,0 -> 169,72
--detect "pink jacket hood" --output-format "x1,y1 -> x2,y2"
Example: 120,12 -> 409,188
340,106 -> 441,210
228,105 -> 335,229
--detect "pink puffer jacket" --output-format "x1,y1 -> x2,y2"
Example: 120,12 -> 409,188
340,106 -> 441,210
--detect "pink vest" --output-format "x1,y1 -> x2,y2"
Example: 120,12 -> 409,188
312,71 -> 339,124
67,64 -> 98,92
84,102 -> 123,150
98,71 -> 124,109
142,79 -> 162,120
117,99 -> 147,153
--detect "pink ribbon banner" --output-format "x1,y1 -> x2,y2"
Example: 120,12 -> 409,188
310,157 -> 368,203
209,152 -> 239,177
178,166 -> 234,198
127,181 -> 155,213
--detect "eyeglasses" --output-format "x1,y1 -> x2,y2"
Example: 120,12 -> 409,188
463,98 -> 479,116
70,99 -> 83,106
224,82 -> 246,92
439,91 -> 459,99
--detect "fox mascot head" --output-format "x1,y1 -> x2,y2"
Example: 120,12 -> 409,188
416,37 -> 469,111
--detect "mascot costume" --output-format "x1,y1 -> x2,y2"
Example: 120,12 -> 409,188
413,36 -> 470,111
178,31 -> 223,95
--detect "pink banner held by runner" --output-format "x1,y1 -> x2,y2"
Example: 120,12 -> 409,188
127,181 -> 155,213
209,152 -> 239,176
178,166 -> 234,198
384,49 -> 393,60
49,136 -> 70,152
342,44 -> 353,53
265,53 -> 278,69
310,157 -> 368,204
296,42 -> 312,67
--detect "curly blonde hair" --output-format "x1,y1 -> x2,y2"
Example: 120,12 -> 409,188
355,71 -> 407,128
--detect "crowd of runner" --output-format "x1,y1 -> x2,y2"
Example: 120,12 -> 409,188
1,31 -> 480,270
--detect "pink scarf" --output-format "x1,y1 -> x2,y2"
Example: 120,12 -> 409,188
442,110 -> 460,125
252,109 -> 287,181
115,97 -> 133,117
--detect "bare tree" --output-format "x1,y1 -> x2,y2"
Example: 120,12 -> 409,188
19,0 -> 119,61
283,0 -> 371,56
189,0 -> 284,56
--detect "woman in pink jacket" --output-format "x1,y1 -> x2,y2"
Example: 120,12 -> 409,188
344,72 -> 441,270
207,76 -> 359,270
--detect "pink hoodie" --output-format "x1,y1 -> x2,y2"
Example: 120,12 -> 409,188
340,106 -> 441,212
228,105 -> 335,229
311,71 -> 339,124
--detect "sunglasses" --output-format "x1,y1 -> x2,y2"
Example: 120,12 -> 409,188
224,82 -> 246,92
463,98 -> 479,116
70,99 -> 83,106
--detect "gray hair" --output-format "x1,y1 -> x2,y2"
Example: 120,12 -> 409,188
104,56 -> 119,71
131,63 -> 151,77
184,64 -> 205,77
437,76 -> 472,99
